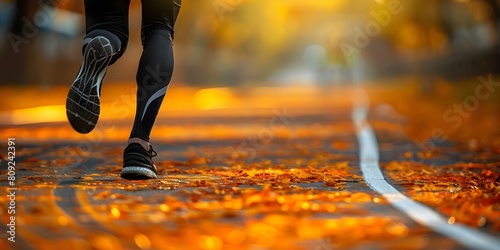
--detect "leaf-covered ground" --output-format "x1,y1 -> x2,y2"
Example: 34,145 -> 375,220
1,82 -> 500,249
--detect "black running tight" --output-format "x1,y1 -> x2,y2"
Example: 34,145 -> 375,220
83,0 -> 181,141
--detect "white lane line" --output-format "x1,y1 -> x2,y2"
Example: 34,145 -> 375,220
352,89 -> 500,250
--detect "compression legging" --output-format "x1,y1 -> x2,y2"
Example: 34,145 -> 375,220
83,0 -> 181,141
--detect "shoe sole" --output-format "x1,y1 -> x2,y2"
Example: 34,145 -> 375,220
121,166 -> 158,180
66,36 -> 113,133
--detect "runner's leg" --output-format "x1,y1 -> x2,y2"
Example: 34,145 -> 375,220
83,0 -> 131,64
66,0 -> 131,133
129,0 -> 181,144
122,0 -> 182,179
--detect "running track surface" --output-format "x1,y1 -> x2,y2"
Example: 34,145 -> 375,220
0,87 -> 499,250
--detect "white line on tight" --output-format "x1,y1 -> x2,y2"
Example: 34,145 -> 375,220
352,88 -> 500,250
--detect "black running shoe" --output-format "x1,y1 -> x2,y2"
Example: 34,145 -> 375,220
66,36 -> 114,133
121,143 -> 158,180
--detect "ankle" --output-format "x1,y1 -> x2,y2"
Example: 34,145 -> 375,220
128,137 -> 150,151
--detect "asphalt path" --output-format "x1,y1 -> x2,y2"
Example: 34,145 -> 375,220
1,96 -> 499,249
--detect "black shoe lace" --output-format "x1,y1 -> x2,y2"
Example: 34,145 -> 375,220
149,145 -> 158,157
